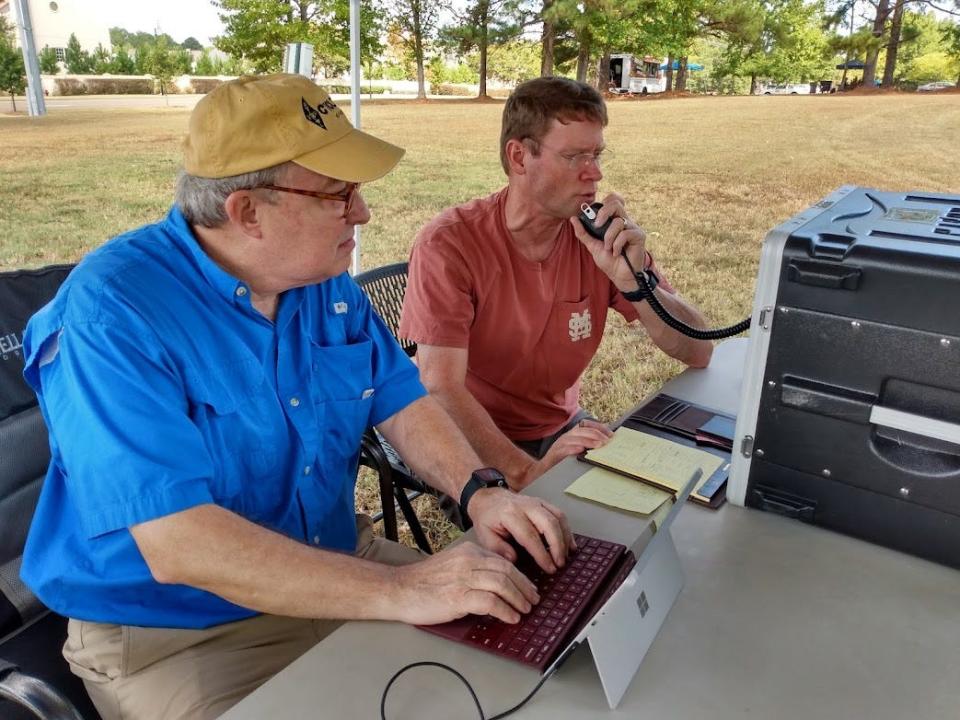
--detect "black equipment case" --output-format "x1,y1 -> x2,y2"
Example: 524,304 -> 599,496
729,186 -> 960,569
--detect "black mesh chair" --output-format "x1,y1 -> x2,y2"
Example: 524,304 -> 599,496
353,262 -> 434,554
0,265 -> 101,719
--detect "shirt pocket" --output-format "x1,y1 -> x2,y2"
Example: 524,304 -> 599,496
310,337 -> 375,468
542,296 -> 604,393
183,357 -> 281,504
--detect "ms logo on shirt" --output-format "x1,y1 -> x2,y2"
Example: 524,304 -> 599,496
568,310 -> 592,342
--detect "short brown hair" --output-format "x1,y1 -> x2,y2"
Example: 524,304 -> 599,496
499,77 -> 608,175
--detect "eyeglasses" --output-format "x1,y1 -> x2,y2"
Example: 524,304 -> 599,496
258,182 -> 361,218
528,140 -> 610,170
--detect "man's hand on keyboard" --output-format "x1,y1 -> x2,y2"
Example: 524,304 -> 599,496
391,542 -> 540,625
468,489 -> 576,575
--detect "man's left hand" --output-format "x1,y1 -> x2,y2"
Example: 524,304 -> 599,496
467,489 -> 576,574
570,192 -> 647,291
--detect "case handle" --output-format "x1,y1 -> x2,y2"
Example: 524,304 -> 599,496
869,406 -> 960,446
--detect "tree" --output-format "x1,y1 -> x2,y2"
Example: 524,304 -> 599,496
944,21 -> 960,83
110,28 -> 177,51
141,35 -> 179,94
540,0 -> 556,75
65,33 -> 93,74
485,38 -> 541,83
175,47 -> 193,74
195,49 -> 217,75
215,0 -> 385,77
719,0 -> 830,93
181,36 -> 203,51
387,0 -> 442,98
110,46 -> 137,74
39,46 -> 59,74
441,0 -> 526,97
91,43 -> 111,74
0,19 -> 26,111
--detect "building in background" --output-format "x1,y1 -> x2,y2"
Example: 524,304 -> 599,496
0,0 -> 111,61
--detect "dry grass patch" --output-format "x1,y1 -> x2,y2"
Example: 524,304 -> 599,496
2,94 -> 958,549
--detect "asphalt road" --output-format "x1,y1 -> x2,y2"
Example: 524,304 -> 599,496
4,94 -> 205,113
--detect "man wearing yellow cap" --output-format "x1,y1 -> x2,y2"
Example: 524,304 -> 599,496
19,74 -> 573,720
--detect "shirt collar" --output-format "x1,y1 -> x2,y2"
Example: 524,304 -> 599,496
161,206 -> 304,317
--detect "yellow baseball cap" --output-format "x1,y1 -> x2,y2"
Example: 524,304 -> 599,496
183,73 -> 405,182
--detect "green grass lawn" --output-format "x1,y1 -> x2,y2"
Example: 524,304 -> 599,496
3,93 -> 958,547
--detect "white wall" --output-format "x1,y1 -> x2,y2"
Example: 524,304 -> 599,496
3,0 -> 112,52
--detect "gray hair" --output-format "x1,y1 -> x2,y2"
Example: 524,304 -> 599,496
174,162 -> 294,228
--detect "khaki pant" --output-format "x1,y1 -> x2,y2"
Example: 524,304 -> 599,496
64,515 -> 424,720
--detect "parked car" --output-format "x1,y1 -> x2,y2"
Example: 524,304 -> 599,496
759,83 -> 811,95
917,81 -> 955,92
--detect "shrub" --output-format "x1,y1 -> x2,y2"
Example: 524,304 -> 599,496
434,83 -> 474,96
188,78 -> 228,94
82,77 -> 153,95
51,78 -> 86,95
318,84 -> 387,95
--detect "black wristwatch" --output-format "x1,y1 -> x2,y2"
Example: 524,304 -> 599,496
621,268 -> 659,303
459,467 -> 508,520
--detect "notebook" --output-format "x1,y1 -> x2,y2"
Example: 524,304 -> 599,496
580,426 -> 729,508
417,467 -> 701,708
617,394 -> 737,508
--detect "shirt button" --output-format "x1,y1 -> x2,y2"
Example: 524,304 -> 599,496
289,396 -> 301,407
303,466 -> 311,475
235,286 -> 247,297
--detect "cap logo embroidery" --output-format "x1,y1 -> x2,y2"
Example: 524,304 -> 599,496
301,97 -> 342,131
302,97 -> 327,130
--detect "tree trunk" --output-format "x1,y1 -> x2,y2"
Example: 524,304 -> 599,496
881,0 -> 905,88
749,74 -> 757,95
597,50 -> 610,91
575,32 -> 590,83
862,0 -> 890,88
665,54 -> 674,92
540,1 -> 554,77
478,6 -> 489,98
10,92 -> 15,113
675,56 -> 688,92
413,4 -> 426,99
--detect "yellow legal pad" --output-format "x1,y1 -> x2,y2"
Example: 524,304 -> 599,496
580,426 -> 725,497
565,467 -> 672,516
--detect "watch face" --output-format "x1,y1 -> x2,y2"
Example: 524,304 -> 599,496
473,467 -> 506,484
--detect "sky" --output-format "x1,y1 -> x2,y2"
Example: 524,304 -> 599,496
94,0 -> 226,46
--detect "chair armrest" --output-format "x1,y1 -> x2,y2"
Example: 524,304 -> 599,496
0,660 -> 85,720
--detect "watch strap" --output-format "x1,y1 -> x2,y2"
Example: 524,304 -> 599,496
622,267 -> 659,303
458,468 -> 508,520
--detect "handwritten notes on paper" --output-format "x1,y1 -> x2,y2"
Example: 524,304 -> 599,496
583,426 -> 725,494
565,467 -> 671,516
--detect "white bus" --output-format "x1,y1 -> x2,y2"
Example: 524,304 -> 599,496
609,54 -> 667,95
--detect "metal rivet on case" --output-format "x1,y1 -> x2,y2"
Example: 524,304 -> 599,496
822,469 -> 831,478
900,487 -> 910,498
755,449 -> 765,457
941,339 -> 952,348
851,321 -> 861,329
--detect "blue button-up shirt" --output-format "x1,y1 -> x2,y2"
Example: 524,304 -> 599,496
20,207 -> 426,629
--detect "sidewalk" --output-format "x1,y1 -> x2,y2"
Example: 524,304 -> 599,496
2,92 -> 492,115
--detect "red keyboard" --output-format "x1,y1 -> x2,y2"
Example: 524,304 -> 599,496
419,534 -> 629,672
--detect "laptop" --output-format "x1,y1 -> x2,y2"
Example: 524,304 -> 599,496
418,467 -> 701,708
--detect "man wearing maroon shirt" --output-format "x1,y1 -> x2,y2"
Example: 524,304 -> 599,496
400,77 -> 712,491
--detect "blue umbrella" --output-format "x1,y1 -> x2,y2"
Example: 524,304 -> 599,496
660,60 -> 704,71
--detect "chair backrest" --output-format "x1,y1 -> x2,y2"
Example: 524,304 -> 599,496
0,264 -> 73,638
0,264 -> 104,719
353,262 -> 415,357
